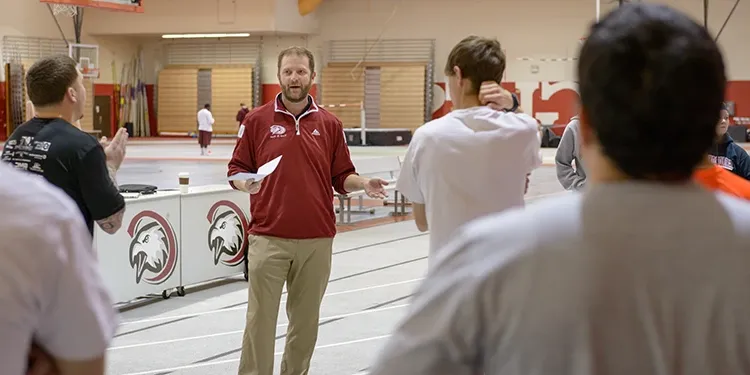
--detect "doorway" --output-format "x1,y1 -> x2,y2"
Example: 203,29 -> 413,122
93,95 -> 112,138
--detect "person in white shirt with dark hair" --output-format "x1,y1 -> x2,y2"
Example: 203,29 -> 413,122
370,4 -> 750,375
197,103 -> 215,155
395,35 -> 541,269
0,162 -> 117,375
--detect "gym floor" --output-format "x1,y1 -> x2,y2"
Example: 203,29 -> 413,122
105,140 -> 566,375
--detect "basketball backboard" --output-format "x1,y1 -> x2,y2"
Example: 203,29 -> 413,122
39,0 -> 144,13
70,43 -> 100,78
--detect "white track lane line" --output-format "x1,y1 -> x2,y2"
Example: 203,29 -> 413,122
110,303 -> 409,350
118,278 -> 423,326
119,334 -> 392,375
527,191 -> 568,201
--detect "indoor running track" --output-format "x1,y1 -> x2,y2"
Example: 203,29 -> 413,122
107,190 -> 566,375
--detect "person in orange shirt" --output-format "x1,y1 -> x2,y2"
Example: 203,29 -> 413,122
695,155 -> 750,200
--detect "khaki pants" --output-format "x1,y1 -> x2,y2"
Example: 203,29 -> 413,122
238,234 -> 334,375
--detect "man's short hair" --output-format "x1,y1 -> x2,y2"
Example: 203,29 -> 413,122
578,3 -> 726,181
204,103 -> 211,109
26,55 -> 79,108
277,46 -> 315,73
444,36 -> 506,95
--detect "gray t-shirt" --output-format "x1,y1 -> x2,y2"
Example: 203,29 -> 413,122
555,117 -> 587,190
369,181 -> 750,375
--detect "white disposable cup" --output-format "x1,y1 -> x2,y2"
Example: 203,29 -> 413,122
178,172 -> 190,194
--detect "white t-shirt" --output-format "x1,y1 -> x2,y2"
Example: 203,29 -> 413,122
0,163 -> 117,374
369,182 -> 750,375
396,106 -> 541,267
197,108 -> 215,132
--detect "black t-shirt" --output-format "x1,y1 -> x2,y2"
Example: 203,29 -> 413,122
1,118 -> 125,236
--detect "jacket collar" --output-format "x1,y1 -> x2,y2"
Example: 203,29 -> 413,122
274,93 -> 319,116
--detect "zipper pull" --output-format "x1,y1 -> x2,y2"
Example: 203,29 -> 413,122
295,120 -> 300,135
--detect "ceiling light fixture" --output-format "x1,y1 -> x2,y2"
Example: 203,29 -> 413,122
161,33 -> 251,39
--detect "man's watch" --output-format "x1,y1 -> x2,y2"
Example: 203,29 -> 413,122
505,93 -> 519,112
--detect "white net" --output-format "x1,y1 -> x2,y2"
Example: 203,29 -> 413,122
51,4 -> 78,17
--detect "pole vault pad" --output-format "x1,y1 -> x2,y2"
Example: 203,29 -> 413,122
39,0 -> 144,13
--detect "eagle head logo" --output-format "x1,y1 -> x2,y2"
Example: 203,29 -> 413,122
127,211 -> 179,285
207,200 -> 249,267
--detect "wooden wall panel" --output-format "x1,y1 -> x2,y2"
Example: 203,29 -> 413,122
211,67 -> 253,134
380,65 -> 425,130
321,64 -> 364,128
157,68 -> 198,134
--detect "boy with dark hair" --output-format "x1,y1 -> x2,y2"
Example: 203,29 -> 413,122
370,4 -> 750,374
396,35 -> 540,268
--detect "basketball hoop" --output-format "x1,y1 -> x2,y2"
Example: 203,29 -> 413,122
81,66 -> 100,79
50,3 -> 78,17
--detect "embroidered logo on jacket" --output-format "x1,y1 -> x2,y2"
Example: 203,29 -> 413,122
270,125 -> 287,138
312,129 -> 320,136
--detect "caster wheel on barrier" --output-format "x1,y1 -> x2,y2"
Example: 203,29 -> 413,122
176,286 -> 186,297
369,208 -> 376,215
161,290 -> 171,299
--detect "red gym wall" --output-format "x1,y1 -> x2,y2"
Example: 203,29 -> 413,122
0,83 -> 157,141
2,81 -> 750,140
91,83 -> 157,138
432,81 -> 750,135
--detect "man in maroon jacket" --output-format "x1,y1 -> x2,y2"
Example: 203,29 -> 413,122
236,103 -> 249,127
228,46 -> 388,375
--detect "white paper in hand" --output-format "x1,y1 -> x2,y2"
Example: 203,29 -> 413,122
228,155 -> 283,182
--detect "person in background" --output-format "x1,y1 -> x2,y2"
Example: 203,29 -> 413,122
1,55 -> 127,237
197,103 -> 214,156
709,102 -> 750,179
694,152 -> 750,200
555,115 -> 587,190
368,4 -> 750,375
236,102 -> 250,127
0,162 -> 117,375
228,46 -> 388,375
395,36 -> 541,269
694,108 -> 750,199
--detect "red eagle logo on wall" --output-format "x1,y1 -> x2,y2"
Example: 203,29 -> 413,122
127,210 -> 179,285
206,200 -> 249,267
